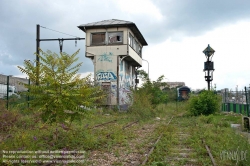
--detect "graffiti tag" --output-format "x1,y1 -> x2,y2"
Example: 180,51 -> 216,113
98,52 -> 113,62
96,72 -> 117,81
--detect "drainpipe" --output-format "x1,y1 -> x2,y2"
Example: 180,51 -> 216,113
117,56 -> 120,110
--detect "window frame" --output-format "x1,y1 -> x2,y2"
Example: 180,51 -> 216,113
90,31 -> 124,46
91,32 -> 106,46
129,33 -> 142,57
108,31 -> 123,45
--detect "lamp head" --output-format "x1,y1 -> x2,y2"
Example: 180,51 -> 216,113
203,44 -> 215,59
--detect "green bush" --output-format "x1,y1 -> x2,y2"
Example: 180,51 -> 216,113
188,90 -> 220,116
17,49 -> 105,124
137,70 -> 168,106
128,89 -> 155,120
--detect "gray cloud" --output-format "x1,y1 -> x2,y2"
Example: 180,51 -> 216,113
0,0 -> 250,77
139,0 -> 250,43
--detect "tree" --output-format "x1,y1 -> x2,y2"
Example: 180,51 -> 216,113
137,70 -> 168,106
18,49 -> 105,124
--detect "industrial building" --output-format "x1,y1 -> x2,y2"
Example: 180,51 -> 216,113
78,19 -> 148,109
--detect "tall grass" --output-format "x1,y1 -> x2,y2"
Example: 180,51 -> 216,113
128,89 -> 155,121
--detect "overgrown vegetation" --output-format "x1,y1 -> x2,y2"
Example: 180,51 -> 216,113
145,104 -> 250,166
17,49 -> 105,124
162,87 -> 178,102
187,90 -> 221,116
1,51 -> 249,165
1,99 -> 250,165
128,70 -> 169,120
128,89 -> 154,120
137,70 -> 168,106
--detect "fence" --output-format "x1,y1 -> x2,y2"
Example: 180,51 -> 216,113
221,87 -> 250,117
0,74 -> 29,110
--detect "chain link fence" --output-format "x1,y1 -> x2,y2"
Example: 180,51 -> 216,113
0,74 -> 29,110
221,87 -> 250,117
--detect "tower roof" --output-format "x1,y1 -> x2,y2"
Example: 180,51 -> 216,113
78,19 -> 148,46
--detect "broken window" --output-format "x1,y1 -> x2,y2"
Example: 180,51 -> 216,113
108,32 -> 123,44
91,33 -> 105,45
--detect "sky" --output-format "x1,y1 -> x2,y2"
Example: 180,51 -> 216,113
0,0 -> 250,91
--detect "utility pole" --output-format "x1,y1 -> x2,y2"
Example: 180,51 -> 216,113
35,24 -> 85,85
36,24 -> 40,85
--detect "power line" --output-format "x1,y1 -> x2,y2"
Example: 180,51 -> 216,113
40,25 -> 80,38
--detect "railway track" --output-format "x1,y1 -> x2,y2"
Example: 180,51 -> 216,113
165,116 -> 199,166
142,115 -> 217,166
86,114 -> 217,165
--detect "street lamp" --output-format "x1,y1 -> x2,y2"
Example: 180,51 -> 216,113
142,59 -> 149,78
203,44 -> 215,91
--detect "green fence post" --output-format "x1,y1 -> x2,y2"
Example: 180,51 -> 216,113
6,75 -> 9,110
245,87 -> 249,117
237,104 -> 239,113
248,88 -> 250,117
28,78 -> 30,108
224,89 -> 227,111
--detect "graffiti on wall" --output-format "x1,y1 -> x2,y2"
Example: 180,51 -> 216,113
98,52 -> 113,62
111,84 -> 117,98
119,87 -> 131,104
118,60 -> 135,105
96,71 -> 117,81
125,75 -> 131,87
120,60 -> 124,71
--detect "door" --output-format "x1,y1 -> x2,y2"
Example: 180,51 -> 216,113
101,82 -> 111,105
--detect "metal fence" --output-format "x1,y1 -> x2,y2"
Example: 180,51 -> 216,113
0,74 -> 29,110
220,87 -> 250,117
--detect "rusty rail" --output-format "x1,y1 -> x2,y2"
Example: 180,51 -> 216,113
202,139 -> 217,166
91,120 -> 117,129
106,120 -> 139,138
122,120 -> 139,130
141,116 -> 174,165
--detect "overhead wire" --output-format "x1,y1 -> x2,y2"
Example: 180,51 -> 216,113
40,25 -> 80,38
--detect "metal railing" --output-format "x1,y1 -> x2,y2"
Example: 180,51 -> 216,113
220,87 -> 250,117
0,74 -> 29,110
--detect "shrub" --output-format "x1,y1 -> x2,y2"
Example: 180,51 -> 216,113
0,99 -> 6,111
188,90 -> 220,116
128,89 -> 155,120
17,49 -> 105,124
137,70 -> 168,106
0,110 -> 21,133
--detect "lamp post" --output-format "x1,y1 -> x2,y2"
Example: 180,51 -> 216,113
203,44 -> 215,91
142,59 -> 149,78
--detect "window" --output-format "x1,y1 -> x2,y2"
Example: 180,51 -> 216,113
129,33 -> 133,47
108,32 -> 123,44
135,40 -> 139,52
91,32 -> 123,45
138,46 -> 142,56
91,33 -> 105,45
128,33 -> 142,56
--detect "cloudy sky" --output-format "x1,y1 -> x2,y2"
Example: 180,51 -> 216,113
1,0 -> 250,90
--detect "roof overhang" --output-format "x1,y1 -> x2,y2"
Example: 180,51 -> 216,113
78,20 -> 148,46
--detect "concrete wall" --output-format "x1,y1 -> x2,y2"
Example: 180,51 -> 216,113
119,60 -> 135,105
85,27 -> 141,107
0,74 -> 29,92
